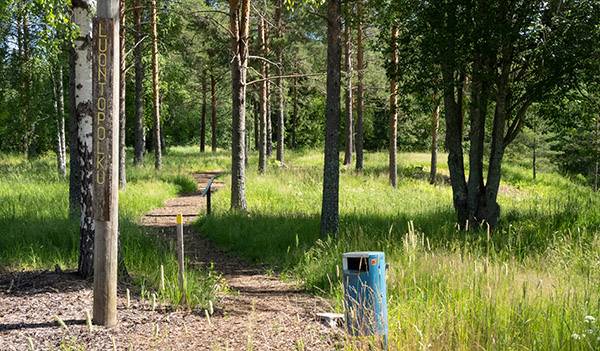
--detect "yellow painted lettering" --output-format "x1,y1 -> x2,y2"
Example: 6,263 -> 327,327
97,171 -> 105,185
98,97 -> 105,111
98,126 -> 106,141
96,140 -> 105,154
97,154 -> 105,169
97,111 -> 105,124
98,66 -> 106,81
99,52 -> 107,67
99,22 -> 107,38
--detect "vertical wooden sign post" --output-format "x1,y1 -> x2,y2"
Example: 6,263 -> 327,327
93,0 -> 120,327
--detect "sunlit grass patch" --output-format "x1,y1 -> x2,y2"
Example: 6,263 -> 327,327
199,149 -> 600,350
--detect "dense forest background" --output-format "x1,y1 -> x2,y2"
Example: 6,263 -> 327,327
3,0 -> 597,188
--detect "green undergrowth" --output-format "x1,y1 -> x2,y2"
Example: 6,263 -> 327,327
199,149 -> 600,350
0,146 -> 230,310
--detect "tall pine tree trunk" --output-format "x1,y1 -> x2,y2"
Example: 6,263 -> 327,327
343,22 -> 353,166
430,103 -> 439,185
292,60 -> 298,149
253,100 -> 259,150
229,0 -> 250,210
201,71 -> 207,152
211,66 -> 217,152
275,2 -> 285,165
71,0 -> 95,277
320,0 -> 341,235
151,0 -> 162,170
355,0 -> 364,171
265,23 -> 273,158
389,27 -> 398,189
258,17 -> 267,174
119,0 -> 127,189
133,0 -> 145,166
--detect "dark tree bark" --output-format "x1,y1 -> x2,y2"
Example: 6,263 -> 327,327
389,27 -> 398,189
133,0 -> 145,166
343,22 -> 353,166
275,11 -> 285,164
320,0 -> 342,236
229,0 -> 250,211
119,0 -> 127,189
466,61 -> 489,226
253,99 -> 259,150
211,66 -> 217,152
355,0 -> 364,171
265,23 -> 273,158
258,17 -> 268,174
292,60 -> 298,149
151,0 -> 162,170
275,1 -> 285,165
429,103 -> 439,185
201,71 -> 207,152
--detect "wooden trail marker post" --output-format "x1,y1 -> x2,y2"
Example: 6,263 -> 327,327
176,214 -> 186,305
93,0 -> 120,326
201,177 -> 215,216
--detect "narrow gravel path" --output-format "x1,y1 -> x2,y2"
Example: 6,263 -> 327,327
138,170 -> 343,350
0,171 -> 342,350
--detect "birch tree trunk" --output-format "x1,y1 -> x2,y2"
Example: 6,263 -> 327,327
389,27 -> 398,189
151,0 -> 162,170
258,17 -> 267,174
594,113 -> 598,192
71,0 -> 95,278
320,0 -> 342,235
58,63 -> 66,174
69,44 -> 80,218
50,64 -> 67,177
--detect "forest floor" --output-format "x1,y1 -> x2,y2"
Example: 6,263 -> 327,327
0,171 -> 342,350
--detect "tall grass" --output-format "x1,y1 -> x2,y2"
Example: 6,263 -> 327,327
0,147 -> 230,309
200,149 -> 600,350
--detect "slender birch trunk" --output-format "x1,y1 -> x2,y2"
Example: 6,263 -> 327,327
389,27 -> 398,189
71,0 -> 95,278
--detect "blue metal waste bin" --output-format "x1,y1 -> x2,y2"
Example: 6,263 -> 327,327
343,251 -> 388,339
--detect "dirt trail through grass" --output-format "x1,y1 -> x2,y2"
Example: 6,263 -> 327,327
0,171 -> 340,351
139,170 -> 341,350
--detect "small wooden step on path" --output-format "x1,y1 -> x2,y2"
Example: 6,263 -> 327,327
139,170 -> 342,350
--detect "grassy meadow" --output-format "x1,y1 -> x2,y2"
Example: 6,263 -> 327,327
2,146 -> 600,349
0,147 -> 228,309
199,149 -> 600,350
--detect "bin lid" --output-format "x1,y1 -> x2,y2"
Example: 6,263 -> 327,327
342,251 -> 383,258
